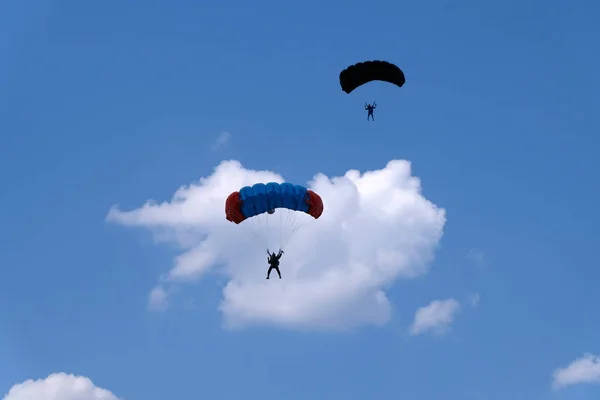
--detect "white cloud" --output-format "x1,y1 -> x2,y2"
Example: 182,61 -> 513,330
409,298 -> 460,335
552,353 -> 600,389
148,285 -> 168,311
3,373 -> 120,400
106,159 -> 446,331
470,293 -> 480,307
211,131 -> 231,151
466,248 -> 485,267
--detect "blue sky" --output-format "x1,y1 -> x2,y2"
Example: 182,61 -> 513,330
1,0 -> 600,399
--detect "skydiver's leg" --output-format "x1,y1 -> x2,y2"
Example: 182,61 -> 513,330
275,266 -> 281,279
267,266 -> 273,279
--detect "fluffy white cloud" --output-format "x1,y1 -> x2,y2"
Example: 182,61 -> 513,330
409,298 -> 460,335
3,373 -> 119,400
106,159 -> 446,330
148,285 -> 168,311
552,353 -> 600,389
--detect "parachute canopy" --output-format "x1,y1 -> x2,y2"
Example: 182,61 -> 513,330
339,60 -> 405,94
225,182 -> 324,250
226,182 -> 323,224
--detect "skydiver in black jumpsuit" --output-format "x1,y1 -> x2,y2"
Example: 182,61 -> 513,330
365,102 -> 376,121
266,249 -> 283,279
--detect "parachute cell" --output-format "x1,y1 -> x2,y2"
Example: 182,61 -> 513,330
339,60 -> 405,94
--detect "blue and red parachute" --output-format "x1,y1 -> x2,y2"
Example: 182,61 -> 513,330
225,182 -> 323,223
225,182 -> 323,250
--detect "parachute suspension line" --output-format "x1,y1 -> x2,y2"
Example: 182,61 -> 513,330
237,209 -> 318,251
280,216 -> 315,249
240,219 -> 267,250
243,212 -> 272,251
265,211 -> 270,252
280,208 -> 297,250
276,208 -> 316,250
279,208 -> 285,251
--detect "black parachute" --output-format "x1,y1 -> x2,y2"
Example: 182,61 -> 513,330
339,60 -> 405,94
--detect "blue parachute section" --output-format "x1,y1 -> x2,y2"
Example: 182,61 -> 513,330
239,182 -> 309,218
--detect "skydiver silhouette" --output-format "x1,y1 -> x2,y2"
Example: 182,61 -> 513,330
266,249 -> 283,279
365,101 -> 376,121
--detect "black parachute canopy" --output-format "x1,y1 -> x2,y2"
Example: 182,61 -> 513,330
339,60 -> 405,94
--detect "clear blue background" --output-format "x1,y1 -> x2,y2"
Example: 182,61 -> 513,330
1,0 -> 599,399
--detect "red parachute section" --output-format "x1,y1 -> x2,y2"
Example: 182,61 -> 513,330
225,191 -> 245,224
305,190 -> 324,219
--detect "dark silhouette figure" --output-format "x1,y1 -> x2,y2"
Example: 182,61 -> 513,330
267,249 -> 284,279
365,102 -> 376,121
